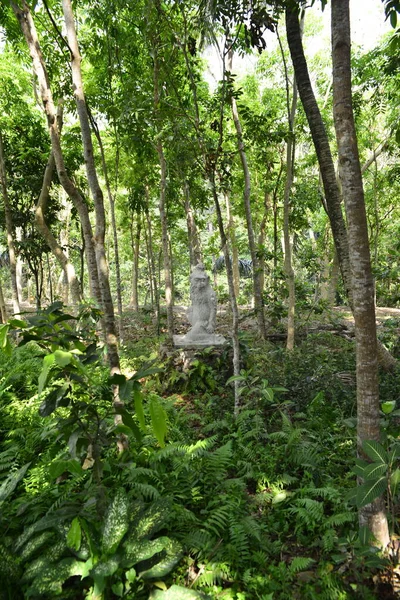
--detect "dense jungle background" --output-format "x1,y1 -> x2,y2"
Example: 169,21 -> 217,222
1,0 -> 400,598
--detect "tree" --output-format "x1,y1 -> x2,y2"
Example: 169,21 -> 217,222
331,0 -> 389,548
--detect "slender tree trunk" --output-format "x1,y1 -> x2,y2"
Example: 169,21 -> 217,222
209,170 -> 241,415
130,213 -> 141,311
285,5 -> 396,371
0,275 -> 7,322
258,191 -> 271,296
278,28 -> 299,351
331,0 -> 389,548
153,52 -> 174,342
183,181 -> 202,268
62,0 -> 120,372
227,49 -> 266,338
0,130 -> 20,315
90,117 -> 123,325
224,192 -> 240,299
11,0 -> 101,310
145,191 -> 160,325
35,148 -> 82,306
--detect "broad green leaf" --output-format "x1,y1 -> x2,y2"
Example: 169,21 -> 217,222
121,409 -> 143,443
8,318 -> 26,328
149,585 -> 210,599
123,537 -> 166,567
149,397 -> 167,448
0,462 -> 30,505
359,525 -> 374,546
352,458 -> 368,478
140,537 -> 183,579
226,375 -> 246,384
67,517 -> 82,551
262,387 -> 274,402
381,401 -> 396,414
356,476 -> 387,508
38,353 -> 56,394
39,384 -> 69,417
364,463 -> 387,479
102,488 -> 129,554
362,440 -> 388,465
0,323 -> 9,348
54,349 -> 73,367
390,468 -> 400,496
134,389 -> 146,430
120,379 -> 134,402
271,490 -> 287,504
111,583 -> 124,597
49,459 -> 84,479
91,556 -> 119,577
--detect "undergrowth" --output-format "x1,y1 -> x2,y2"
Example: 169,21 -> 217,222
0,305 -> 399,599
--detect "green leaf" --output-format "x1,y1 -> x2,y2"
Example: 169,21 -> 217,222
120,379 -> 134,402
390,10 -> 397,28
0,462 -> 30,505
67,517 -> 82,551
134,389 -> 146,430
38,353 -> 56,394
352,458 -> 369,478
111,583 -> 124,597
49,459 -> 84,479
121,409 -> 143,443
0,323 -> 10,348
356,476 -> 387,508
39,384 -> 70,417
390,468 -> 400,496
139,537 -> 183,579
362,440 -> 388,465
54,349 -> 73,367
359,525 -> 374,546
381,401 -> 396,414
102,488 -> 129,554
364,463 -> 387,479
91,556 -> 119,577
149,397 -> 167,448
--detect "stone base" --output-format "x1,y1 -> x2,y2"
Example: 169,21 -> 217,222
173,334 -> 227,349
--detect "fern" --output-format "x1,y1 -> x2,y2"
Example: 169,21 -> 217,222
289,556 -> 315,575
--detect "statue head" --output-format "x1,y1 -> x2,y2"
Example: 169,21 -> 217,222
190,263 -> 210,296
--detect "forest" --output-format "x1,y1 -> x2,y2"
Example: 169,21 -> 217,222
1,0 -> 400,598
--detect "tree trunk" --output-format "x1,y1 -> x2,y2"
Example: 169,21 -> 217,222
258,191 -> 271,296
209,170 -> 241,415
145,190 -> 160,324
0,130 -> 20,315
62,0 -> 120,372
130,213 -> 141,311
0,274 -> 7,323
285,5 -> 396,371
227,49 -> 266,338
331,0 -> 389,548
11,0 -> 101,310
35,148 -> 82,306
183,181 -> 202,268
224,192 -> 240,298
153,51 -> 174,342
285,7 -> 352,303
279,27 -> 299,351
90,116 -> 123,326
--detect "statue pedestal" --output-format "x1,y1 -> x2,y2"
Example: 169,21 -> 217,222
173,334 -> 227,349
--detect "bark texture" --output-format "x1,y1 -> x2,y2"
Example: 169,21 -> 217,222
286,5 -> 396,371
11,0 -> 101,309
227,49 -> 266,338
153,50 -> 174,341
331,0 -> 389,548
183,181 -> 202,268
0,130 -> 20,315
35,139 -> 82,306
62,0 -> 120,371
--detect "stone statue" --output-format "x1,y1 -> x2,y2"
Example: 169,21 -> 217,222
173,263 -> 226,348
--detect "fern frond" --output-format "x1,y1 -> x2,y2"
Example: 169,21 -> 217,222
128,482 -> 160,500
289,556 -> 315,575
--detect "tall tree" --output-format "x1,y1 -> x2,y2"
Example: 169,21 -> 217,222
331,0 -> 389,547
62,0 -> 120,370
0,130 -> 20,315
